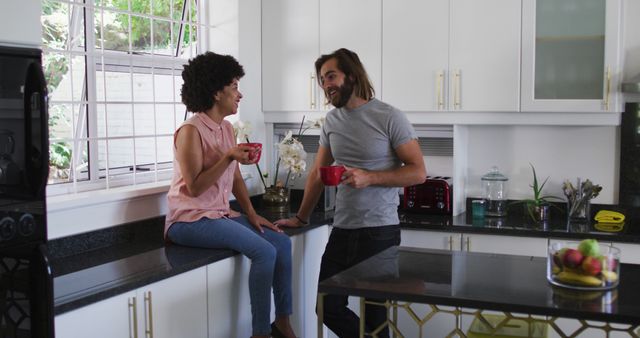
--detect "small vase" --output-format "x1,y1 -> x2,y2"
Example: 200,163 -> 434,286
567,199 -> 590,223
525,204 -> 550,223
262,186 -> 290,213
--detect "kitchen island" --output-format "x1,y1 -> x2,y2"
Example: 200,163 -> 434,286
318,246 -> 640,337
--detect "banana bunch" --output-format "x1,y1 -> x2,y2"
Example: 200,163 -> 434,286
555,270 -> 617,287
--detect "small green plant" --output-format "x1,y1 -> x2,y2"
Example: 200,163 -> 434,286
511,163 -> 564,220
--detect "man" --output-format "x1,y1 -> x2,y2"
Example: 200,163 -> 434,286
276,48 -> 426,338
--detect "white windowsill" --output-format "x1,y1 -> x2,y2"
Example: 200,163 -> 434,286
47,181 -> 171,212
47,181 -> 172,240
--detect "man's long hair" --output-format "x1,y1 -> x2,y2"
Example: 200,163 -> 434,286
314,48 -> 375,101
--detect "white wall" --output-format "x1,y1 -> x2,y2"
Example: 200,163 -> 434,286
463,125 -> 618,204
0,0 -> 41,47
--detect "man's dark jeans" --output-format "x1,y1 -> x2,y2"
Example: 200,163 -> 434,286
317,224 -> 401,338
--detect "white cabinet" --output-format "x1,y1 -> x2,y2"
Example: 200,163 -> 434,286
303,226 -> 330,338
0,0 -> 42,47
55,267 -> 208,338
262,0 -> 319,112
56,291 -> 136,338
382,0 -> 521,112
207,255 -> 252,338
401,229 -> 461,250
521,0 -> 622,112
319,0 -> 382,94
462,233 -> 548,257
262,0 -> 381,112
140,267 -> 208,338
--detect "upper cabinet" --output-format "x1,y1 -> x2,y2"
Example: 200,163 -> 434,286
262,0 -> 381,113
382,0 -> 521,112
262,0 -> 319,112
521,0 -> 622,112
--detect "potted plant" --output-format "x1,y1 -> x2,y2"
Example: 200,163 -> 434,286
512,163 -> 564,223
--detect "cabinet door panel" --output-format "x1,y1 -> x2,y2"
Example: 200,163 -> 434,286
140,267 -> 208,338
304,226 -> 330,338
262,0 -> 319,111
382,0 -> 449,111
319,0 -> 382,93
401,229 -> 460,251
55,291 -> 136,338
521,0 -> 621,112
449,0 -> 521,111
208,256 -> 252,338
464,233 -> 547,257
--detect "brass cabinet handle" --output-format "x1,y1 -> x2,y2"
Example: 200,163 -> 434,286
448,235 -> 453,251
128,297 -> 138,338
310,73 -> 316,109
453,70 -> 461,109
603,66 -> 611,111
437,70 -> 445,110
144,291 -> 154,338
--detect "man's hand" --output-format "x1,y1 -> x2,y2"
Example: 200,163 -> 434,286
341,166 -> 373,189
274,217 -> 306,228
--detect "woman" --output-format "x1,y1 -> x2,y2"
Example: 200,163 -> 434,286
165,52 -> 296,338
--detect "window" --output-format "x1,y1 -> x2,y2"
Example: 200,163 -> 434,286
42,0 -> 205,194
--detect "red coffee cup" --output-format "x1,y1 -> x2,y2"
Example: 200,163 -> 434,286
320,165 -> 346,186
238,142 -> 262,163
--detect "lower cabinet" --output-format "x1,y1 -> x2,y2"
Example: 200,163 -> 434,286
55,267 -> 208,338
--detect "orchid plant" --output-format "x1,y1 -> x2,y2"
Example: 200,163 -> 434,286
233,116 -> 324,190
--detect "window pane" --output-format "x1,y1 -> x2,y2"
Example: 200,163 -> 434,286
152,0 -> 171,17
131,15 -> 152,53
153,19 -> 173,55
102,71 -> 131,102
97,104 -> 134,137
134,137 -> 157,167
96,10 -> 130,52
155,104 -> 176,134
101,138 -> 134,171
132,73 -> 154,101
133,104 -> 155,136
156,136 -> 174,163
49,104 -> 73,141
44,52 -> 70,97
153,73 -> 177,102
42,0 -> 69,50
175,103 -> 187,125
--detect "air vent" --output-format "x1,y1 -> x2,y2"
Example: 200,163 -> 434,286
418,137 -> 453,156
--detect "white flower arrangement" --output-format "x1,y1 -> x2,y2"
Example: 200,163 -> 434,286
232,116 -> 324,190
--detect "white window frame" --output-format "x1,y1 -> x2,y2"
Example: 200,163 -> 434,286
44,0 -> 208,196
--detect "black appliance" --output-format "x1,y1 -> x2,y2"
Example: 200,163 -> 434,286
402,176 -> 453,214
619,102 -> 640,208
0,46 -> 53,337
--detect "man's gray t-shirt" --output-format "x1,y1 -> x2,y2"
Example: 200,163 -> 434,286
319,98 -> 417,229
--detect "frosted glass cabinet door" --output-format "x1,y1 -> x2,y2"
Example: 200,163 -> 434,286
521,0 -> 622,112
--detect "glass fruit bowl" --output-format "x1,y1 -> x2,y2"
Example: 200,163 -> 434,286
547,239 -> 620,291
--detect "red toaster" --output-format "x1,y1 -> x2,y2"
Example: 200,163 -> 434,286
402,176 -> 452,214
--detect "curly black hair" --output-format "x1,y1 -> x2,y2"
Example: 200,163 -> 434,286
180,52 -> 245,112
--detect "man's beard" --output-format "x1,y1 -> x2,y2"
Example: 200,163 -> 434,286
328,77 -> 353,108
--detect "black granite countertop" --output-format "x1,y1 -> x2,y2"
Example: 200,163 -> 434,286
399,200 -> 640,243
51,205 -> 334,315
51,196 -> 640,316
319,246 -> 640,324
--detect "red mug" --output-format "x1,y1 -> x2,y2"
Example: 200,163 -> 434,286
238,142 -> 262,163
320,165 -> 346,186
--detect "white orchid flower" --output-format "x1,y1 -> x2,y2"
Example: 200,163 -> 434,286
232,120 -> 252,142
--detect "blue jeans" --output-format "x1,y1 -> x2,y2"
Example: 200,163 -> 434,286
167,215 -> 292,336
318,224 -> 401,338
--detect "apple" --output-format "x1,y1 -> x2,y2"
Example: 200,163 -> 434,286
563,248 -> 584,269
581,256 -> 602,276
578,239 -> 600,257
